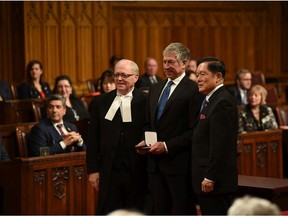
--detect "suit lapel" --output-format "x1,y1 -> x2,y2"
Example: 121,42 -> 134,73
151,81 -> 166,115
161,76 -> 189,115
45,119 -> 63,141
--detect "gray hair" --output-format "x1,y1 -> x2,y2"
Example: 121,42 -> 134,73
228,196 -> 281,215
163,42 -> 191,64
46,94 -> 66,109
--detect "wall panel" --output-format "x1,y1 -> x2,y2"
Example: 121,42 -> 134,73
1,2 -> 287,93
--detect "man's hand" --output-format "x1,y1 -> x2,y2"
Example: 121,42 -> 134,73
135,141 -> 149,154
201,178 -> 214,193
89,172 -> 100,190
149,141 -> 167,154
63,132 -> 82,146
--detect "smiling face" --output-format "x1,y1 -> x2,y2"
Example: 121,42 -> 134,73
162,52 -> 186,80
114,60 -> 139,95
46,100 -> 66,123
56,79 -> 72,99
196,62 -> 222,95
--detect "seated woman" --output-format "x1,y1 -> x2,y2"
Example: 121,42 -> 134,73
238,84 -> 278,133
99,69 -> 116,93
18,60 -> 51,99
53,75 -> 89,122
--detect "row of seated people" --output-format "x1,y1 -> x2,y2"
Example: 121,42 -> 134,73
0,94 -> 88,160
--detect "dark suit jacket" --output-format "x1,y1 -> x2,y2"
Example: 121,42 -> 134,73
64,96 -> 90,122
146,76 -> 203,175
192,86 -> 238,195
18,82 -> 51,99
28,118 -> 84,156
86,88 -> 148,213
227,85 -> 242,105
0,80 -> 11,100
136,74 -> 163,89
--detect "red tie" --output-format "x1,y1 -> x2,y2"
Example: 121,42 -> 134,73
56,124 -> 66,137
57,124 -> 75,152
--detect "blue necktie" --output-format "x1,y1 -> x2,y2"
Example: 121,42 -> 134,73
157,81 -> 174,121
200,99 -> 208,112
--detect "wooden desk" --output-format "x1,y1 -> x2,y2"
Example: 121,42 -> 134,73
238,130 -> 283,178
0,152 -> 97,215
237,175 -> 288,211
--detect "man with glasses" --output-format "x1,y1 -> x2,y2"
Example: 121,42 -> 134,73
136,43 -> 203,214
87,59 -> 148,214
228,68 -> 252,105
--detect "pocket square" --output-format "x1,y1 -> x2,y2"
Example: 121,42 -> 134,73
200,114 -> 206,119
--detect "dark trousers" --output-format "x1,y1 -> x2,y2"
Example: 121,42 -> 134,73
99,169 -> 146,215
148,172 -> 197,215
198,193 -> 234,215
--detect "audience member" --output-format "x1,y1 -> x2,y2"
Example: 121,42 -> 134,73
18,60 -> 51,99
228,195 -> 281,215
227,68 -> 252,105
185,69 -> 197,82
238,84 -> 278,133
87,59 -> 148,214
191,56 -> 238,215
136,42 -> 203,214
109,55 -> 124,71
53,75 -> 89,122
0,137 -> 10,160
99,69 -> 116,93
187,58 -> 197,72
0,80 -> 11,100
29,94 -> 85,157
135,57 -> 163,91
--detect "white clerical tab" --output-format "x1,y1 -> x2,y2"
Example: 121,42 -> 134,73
105,96 -> 122,121
120,96 -> 132,122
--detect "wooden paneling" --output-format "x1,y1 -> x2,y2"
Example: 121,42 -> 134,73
238,130 -> 283,178
0,152 -> 97,214
1,2 -> 288,92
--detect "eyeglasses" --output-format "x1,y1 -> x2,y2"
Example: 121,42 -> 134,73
113,73 -> 135,79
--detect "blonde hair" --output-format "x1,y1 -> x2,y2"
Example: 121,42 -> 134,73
248,84 -> 267,105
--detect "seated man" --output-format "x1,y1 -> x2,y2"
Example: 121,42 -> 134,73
29,94 -> 85,157
0,80 -> 11,100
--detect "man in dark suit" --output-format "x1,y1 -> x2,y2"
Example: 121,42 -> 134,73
135,57 -> 163,91
86,59 -> 148,214
0,80 -> 11,100
193,57 -> 238,214
227,68 -> 252,105
29,94 -> 85,156
136,43 -> 203,214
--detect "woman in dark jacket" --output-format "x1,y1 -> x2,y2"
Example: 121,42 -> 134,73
18,60 -> 51,99
53,75 -> 89,122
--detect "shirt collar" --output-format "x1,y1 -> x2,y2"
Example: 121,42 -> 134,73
52,120 -> 64,128
206,83 -> 224,102
117,87 -> 134,97
168,72 -> 186,86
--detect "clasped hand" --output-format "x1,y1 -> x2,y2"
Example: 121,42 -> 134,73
135,140 -> 167,154
63,132 -> 82,146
